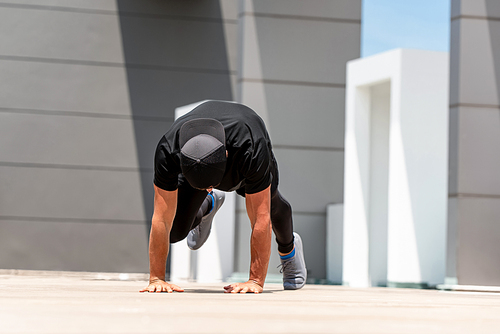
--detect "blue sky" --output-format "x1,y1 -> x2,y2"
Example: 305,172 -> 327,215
361,0 -> 451,57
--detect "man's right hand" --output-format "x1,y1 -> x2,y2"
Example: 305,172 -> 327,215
140,279 -> 184,293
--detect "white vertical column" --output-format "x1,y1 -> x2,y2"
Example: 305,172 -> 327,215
169,245 -> 193,283
342,49 -> 448,288
197,191 -> 235,282
343,83 -> 372,287
367,82 -> 391,287
386,67 -> 421,284
170,101 -> 236,283
386,50 -> 448,286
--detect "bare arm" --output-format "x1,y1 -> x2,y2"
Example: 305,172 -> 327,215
140,185 -> 183,293
224,186 -> 271,293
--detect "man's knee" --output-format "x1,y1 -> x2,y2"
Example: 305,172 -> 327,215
169,231 -> 188,244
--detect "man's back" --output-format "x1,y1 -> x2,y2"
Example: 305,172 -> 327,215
155,100 -> 276,194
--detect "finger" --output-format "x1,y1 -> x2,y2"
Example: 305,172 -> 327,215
167,287 -> 173,293
231,286 -> 241,294
240,287 -> 249,294
155,285 -> 163,293
149,285 -> 156,293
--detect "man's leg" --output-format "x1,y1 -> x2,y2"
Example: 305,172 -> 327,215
271,189 -> 307,290
169,177 -> 212,243
270,190 -> 295,254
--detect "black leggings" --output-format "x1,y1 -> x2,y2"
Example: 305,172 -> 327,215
169,177 -> 295,254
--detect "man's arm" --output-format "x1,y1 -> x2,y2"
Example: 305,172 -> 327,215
224,185 -> 272,294
140,185 -> 184,293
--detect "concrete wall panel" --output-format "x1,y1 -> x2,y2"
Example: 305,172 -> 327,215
446,197 -> 458,281
0,7 -> 124,63
0,59 -> 233,117
292,214 -> 327,279
0,219 -> 148,272
0,112 -> 169,168
273,149 -> 344,213
240,16 -> 360,84
0,7 -> 237,72
116,18 -> 237,72
452,0 -> 500,17
240,82 -> 345,148
456,197 -> 500,286
0,0 -> 238,20
241,0 -> 362,20
0,166 -> 151,221
0,0 -> 119,11
449,0 -> 500,286
0,59 -> 130,115
449,20 -> 461,106
448,107 -> 459,195
457,107 -> 500,195
457,19 -> 500,106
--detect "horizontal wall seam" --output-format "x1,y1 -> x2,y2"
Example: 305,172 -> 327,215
239,78 -> 345,88
449,193 -> 500,199
273,145 -> 344,152
0,215 -> 146,225
0,55 -> 237,75
236,209 -> 326,216
0,161 -> 153,173
0,2 -> 238,24
0,107 -> 174,122
450,103 -> 500,110
451,15 -> 500,22
240,12 -> 361,24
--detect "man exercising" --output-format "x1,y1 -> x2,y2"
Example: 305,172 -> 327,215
141,100 -> 306,294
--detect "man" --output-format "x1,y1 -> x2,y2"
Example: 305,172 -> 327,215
140,100 -> 306,294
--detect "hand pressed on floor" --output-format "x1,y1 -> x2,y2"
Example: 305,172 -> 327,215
224,280 -> 263,294
140,279 -> 184,293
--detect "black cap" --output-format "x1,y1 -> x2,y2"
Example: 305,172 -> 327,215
179,118 -> 226,189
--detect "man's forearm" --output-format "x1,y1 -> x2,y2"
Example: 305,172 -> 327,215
249,217 -> 272,287
148,220 -> 170,281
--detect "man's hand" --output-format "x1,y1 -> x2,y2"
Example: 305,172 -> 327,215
140,279 -> 184,293
223,280 -> 263,294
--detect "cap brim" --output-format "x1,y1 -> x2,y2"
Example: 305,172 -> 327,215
179,118 -> 226,148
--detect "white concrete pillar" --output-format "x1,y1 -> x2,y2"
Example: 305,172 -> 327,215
170,101 -> 236,283
342,49 -> 449,287
343,84 -> 372,287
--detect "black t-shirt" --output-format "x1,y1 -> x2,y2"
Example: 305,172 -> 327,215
154,100 -> 278,195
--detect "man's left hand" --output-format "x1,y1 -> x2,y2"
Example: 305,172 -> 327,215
223,280 -> 263,294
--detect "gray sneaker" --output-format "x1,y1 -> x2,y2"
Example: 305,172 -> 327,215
187,190 -> 225,250
279,232 -> 307,290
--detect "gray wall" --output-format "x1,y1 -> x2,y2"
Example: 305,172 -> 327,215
0,0 -> 236,272
0,0 -> 361,280
447,0 -> 500,285
235,0 -> 361,280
